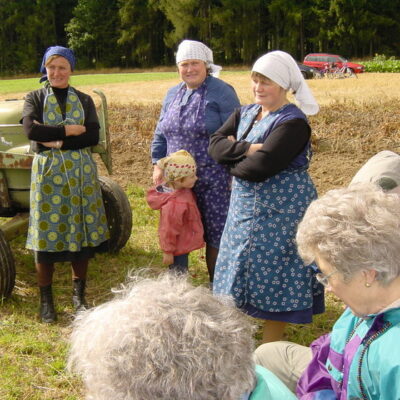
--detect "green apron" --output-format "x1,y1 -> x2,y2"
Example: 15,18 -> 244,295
26,87 -> 109,253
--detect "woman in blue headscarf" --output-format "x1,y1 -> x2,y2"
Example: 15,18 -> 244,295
22,46 -> 109,323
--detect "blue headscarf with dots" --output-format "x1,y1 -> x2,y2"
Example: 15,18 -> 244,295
39,46 -> 76,83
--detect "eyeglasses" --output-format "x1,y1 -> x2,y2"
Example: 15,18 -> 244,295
315,270 -> 338,288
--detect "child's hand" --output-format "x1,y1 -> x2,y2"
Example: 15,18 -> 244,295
162,252 -> 174,265
153,165 -> 164,185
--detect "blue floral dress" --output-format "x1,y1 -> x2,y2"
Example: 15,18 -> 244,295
213,104 -> 324,323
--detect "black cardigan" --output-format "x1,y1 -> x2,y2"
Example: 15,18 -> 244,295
22,86 -> 100,153
208,108 -> 311,182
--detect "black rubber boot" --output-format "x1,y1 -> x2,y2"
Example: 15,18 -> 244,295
39,284 -> 57,323
72,279 -> 88,311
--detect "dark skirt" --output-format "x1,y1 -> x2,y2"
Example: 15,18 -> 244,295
243,291 -> 325,323
34,240 -> 109,264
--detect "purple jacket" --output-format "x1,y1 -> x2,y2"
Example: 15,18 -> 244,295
297,306 -> 400,399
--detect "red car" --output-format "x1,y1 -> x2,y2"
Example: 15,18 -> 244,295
303,53 -> 365,74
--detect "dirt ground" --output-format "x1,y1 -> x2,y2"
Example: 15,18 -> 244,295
98,104 -> 383,196
92,73 -> 399,195
99,99 -> 398,197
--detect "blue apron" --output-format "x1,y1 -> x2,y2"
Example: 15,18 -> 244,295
213,104 -> 323,316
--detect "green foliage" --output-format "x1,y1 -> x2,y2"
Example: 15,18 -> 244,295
0,0 -> 56,75
66,0 -> 122,69
1,0 -> 400,74
118,0 -> 170,67
362,54 -> 400,72
211,0 -> 268,64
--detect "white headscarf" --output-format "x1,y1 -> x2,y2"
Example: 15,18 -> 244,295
176,40 -> 222,78
252,50 -> 319,115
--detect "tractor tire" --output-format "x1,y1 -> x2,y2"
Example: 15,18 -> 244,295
99,176 -> 132,253
0,229 -> 15,299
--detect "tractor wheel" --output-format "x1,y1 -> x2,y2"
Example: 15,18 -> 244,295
99,176 -> 132,253
0,229 -> 16,299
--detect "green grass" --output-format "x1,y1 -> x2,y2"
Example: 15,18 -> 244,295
0,72 -> 177,95
0,183 -> 342,399
0,70 -> 248,95
0,184 -> 212,399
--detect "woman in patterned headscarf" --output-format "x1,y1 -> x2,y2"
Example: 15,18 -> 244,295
151,40 -> 240,284
209,50 -> 323,343
22,46 -> 109,323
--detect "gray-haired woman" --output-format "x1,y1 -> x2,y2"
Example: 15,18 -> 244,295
68,274 -> 296,400
254,184 -> 400,398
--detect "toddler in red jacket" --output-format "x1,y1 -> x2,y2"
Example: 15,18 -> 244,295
146,150 -> 205,274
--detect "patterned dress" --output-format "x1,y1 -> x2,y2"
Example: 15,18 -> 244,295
212,104 -> 324,323
155,81 -> 232,248
25,87 -> 109,262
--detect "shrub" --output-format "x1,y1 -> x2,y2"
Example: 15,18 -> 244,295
362,54 -> 400,73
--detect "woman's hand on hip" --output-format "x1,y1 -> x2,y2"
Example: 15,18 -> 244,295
153,164 -> 164,185
65,124 -> 86,136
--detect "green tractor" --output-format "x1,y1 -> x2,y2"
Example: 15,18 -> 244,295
0,90 -> 132,298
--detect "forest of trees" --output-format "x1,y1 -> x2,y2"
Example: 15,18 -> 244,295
1,0 -> 399,76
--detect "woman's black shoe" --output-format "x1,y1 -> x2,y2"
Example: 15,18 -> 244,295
39,284 -> 57,323
72,279 -> 88,311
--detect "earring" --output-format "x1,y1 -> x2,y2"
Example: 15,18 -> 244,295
365,282 -> 371,288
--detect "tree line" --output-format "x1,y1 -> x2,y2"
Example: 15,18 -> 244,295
1,0 -> 399,76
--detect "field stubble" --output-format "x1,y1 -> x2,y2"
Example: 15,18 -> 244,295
100,72 -> 400,195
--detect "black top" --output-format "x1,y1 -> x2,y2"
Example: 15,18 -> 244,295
208,108 -> 311,182
22,86 -> 100,153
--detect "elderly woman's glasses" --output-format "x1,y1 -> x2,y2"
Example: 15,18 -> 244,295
315,270 -> 338,287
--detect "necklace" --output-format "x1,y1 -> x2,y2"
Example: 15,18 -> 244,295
356,321 -> 392,399
343,319 -> 392,400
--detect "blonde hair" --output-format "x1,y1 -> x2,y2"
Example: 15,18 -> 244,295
45,54 -> 64,67
157,150 -> 197,183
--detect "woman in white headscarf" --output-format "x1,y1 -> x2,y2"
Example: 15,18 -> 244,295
151,40 -> 240,283
209,50 -> 323,343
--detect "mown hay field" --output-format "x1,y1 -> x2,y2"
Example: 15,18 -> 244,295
0,72 -> 399,399
93,72 -> 400,194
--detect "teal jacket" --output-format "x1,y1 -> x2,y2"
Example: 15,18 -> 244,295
297,306 -> 400,399
247,365 -> 296,400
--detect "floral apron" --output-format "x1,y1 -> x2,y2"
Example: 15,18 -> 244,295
213,105 -> 323,318
157,82 -> 231,247
26,87 -> 109,253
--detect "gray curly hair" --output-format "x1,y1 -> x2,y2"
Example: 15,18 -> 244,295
296,184 -> 400,285
68,273 -> 256,400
